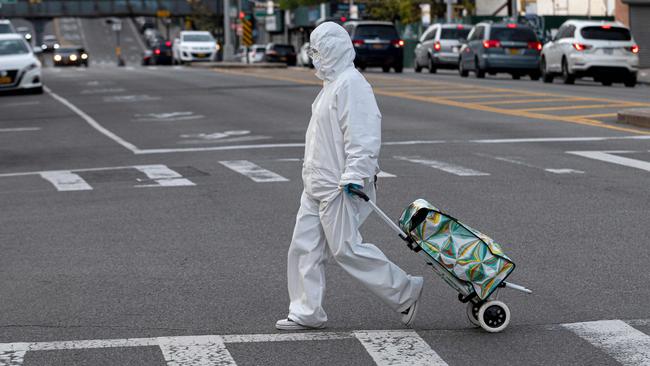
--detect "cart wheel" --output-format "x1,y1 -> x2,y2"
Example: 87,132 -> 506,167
478,300 -> 510,333
466,302 -> 480,327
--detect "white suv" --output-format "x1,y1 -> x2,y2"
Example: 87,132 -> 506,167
540,20 -> 639,87
0,34 -> 42,94
172,31 -> 217,64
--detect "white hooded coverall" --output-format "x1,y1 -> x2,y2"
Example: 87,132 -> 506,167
287,22 -> 423,327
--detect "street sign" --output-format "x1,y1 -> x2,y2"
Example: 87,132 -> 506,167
242,18 -> 253,46
156,9 -> 171,18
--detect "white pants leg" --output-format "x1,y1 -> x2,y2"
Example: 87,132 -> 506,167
287,185 -> 422,327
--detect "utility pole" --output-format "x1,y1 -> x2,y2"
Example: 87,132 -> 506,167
446,0 -> 453,22
223,0 -> 234,61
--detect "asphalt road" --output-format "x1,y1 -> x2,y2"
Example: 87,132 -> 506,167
1,56 -> 650,365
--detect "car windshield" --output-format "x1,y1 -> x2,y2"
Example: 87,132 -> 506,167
490,27 -> 538,42
273,45 -> 295,55
0,39 -> 29,55
58,48 -> 80,54
255,47 -> 266,52
183,34 -> 213,42
0,24 -> 13,33
355,25 -> 398,40
581,26 -> 631,41
440,28 -> 471,40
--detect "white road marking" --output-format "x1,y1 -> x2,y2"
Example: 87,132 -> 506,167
544,168 -> 585,174
1,101 -> 40,107
80,88 -> 126,95
394,156 -> 490,176
0,127 -> 41,133
353,330 -> 448,366
133,165 -> 195,187
567,151 -> 650,172
103,95 -> 160,103
377,171 -> 396,178
44,86 -> 141,153
563,320 -> 650,366
39,171 -> 92,191
134,112 -> 204,122
158,335 -> 236,366
219,160 -> 289,182
481,154 -> 585,175
472,135 -> 650,144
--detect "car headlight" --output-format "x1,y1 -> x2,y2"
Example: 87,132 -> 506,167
41,44 -> 47,49
25,34 -> 32,40
54,44 -> 60,49
81,53 -> 88,60
53,54 -> 62,61
24,62 -> 39,71
69,54 -> 78,61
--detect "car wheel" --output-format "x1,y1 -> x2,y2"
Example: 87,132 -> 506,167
530,72 -> 541,81
394,64 -> 403,73
601,80 -> 612,86
624,75 -> 637,88
458,59 -> 469,77
541,58 -> 553,83
512,74 -> 521,80
30,86 -> 43,94
475,57 -> 485,79
382,66 -> 390,73
428,57 -> 437,74
562,57 -> 575,85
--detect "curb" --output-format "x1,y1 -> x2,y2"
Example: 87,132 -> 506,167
188,62 -> 287,69
618,108 -> 650,129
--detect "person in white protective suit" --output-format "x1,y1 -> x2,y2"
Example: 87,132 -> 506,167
275,22 -> 424,331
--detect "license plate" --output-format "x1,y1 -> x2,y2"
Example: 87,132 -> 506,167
280,57 -> 287,61
603,48 -> 613,55
507,48 -> 522,55
0,76 -> 12,84
452,46 -> 459,53
197,53 -> 206,57
372,44 -> 385,49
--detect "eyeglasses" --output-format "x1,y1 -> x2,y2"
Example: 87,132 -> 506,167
306,46 -> 320,60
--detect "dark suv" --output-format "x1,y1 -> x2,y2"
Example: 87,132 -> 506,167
343,21 -> 404,73
264,44 -> 297,66
459,22 -> 542,80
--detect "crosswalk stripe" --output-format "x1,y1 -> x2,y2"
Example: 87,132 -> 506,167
158,335 -> 236,366
133,165 -> 196,187
219,160 -> 289,182
567,151 -> 650,172
563,320 -> 650,366
39,171 -> 93,191
353,330 -> 448,366
377,171 -> 396,178
394,156 -> 490,176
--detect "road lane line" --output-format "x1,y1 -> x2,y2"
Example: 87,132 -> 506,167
222,332 -> 353,343
578,113 -> 618,119
0,127 -> 41,133
219,160 -> 289,182
473,135 -> 650,143
394,156 -> 490,176
563,320 -> 650,366
518,103 -> 644,112
158,335 -> 236,366
377,171 -> 396,178
133,165 -> 196,186
477,97 -> 588,105
478,154 -> 585,174
353,330 -> 448,366
567,151 -> 650,172
44,86 -> 141,153
39,171 -> 93,191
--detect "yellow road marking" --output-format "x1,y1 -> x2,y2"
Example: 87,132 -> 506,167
211,69 -> 650,135
478,97 -> 591,105
578,113 -> 618,118
518,103 -> 646,112
440,92 -> 534,100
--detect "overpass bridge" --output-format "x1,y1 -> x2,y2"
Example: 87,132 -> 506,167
0,0 -> 220,18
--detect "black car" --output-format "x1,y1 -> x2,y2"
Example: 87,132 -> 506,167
53,47 -> 88,67
144,40 -> 173,65
343,21 -> 404,73
263,44 -> 297,66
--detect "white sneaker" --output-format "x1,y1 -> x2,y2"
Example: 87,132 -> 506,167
275,318 -> 323,331
401,278 -> 424,327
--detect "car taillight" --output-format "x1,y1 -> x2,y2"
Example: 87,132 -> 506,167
507,23 -> 517,28
433,41 -> 441,51
601,25 -> 612,29
456,24 -> 464,29
528,41 -> 542,51
483,40 -> 501,49
391,39 -> 404,48
573,43 -> 592,51
165,41 -> 172,47
267,50 -> 278,55
154,49 -> 161,55
627,45 -> 639,54
352,39 -> 365,47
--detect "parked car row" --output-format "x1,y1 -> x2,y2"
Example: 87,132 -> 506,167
416,19 -> 639,87
238,43 -> 297,66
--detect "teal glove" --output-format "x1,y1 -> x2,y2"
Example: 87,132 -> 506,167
344,183 -> 363,196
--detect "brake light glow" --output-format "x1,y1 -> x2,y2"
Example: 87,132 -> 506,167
573,43 -> 592,51
154,49 -> 161,55
165,41 -> 172,47
266,50 -> 278,55
601,25 -> 612,29
352,39 -> 364,47
507,23 -> 517,28
456,24 -> 464,29
628,45 -> 639,54
528,41 -> 542,51
433,41 -> 441,51
483,40 -> 501,48
391,39 -> 404,48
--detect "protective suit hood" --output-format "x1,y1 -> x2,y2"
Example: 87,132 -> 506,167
310,22 -> 356,82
